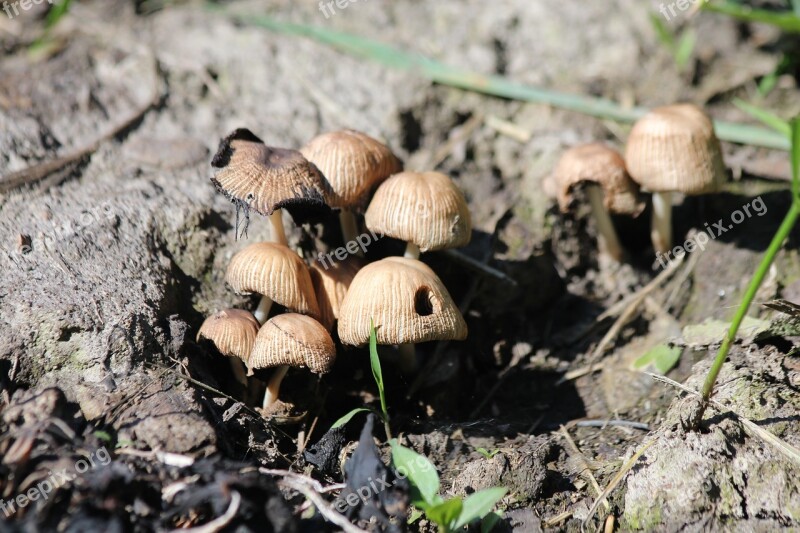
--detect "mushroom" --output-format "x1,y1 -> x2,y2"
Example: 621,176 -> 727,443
300,130 -> 402,249
552,143 -> 644,262
197,309 -> 259,388
338,256 -> 467,371
250,313 -> 336,409
625,104 -> 727,254
225,242 -> 320,324
211,128 -> 333,245
309,255 -> 366,332
364,171 -> 471,259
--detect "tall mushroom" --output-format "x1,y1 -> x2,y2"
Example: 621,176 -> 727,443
338,257 -> 467,371
197,309 -> 259,389
309,255 -> 366,333
364,171 -> 471,259
211,128 -> 333,245
625,104 -> 727,254
300,130 -> 402,249
552,143 -> 643,262
250,313 -> 336,410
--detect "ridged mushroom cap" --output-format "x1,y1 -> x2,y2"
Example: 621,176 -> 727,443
365,171 -> 471,252
211,128 -> 332,219
309,255 -> 366,332
249,313 -> 336,374
337,257 -> 467,346
625,104 -> 727,194
553,143 -> 644,216
225,242 -> 320,318
300,130 -> 402,210
196,309 -> 259,363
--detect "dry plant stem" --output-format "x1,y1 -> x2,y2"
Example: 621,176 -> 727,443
651,191 -> 673,255
404,242 -> 420,259
263,364 -> 290,409
586,184 -> 624,262
339,211 -> 363,256
270,210 -> 289,246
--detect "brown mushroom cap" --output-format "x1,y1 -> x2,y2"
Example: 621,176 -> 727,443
300,130 -> 402,210
225,242 -> 320,318
309,255 -> 366,332
553,143 -> 644,216
364,171 -> 471,252
196,309 -> 259,362
625,104 -> 727,194
249,313 -> 336,374
337,257 -> 467,346
210,128 -> 332,219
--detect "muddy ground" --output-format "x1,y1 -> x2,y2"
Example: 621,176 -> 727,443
1,0 -> 799,531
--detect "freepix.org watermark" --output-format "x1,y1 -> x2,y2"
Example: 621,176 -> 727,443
657,0 -> 710,21
3,0 -> 55,19
316,229 -> 382,270
318,0 -> 370,19
0,447 -> 111,517
655,196 -> 767,269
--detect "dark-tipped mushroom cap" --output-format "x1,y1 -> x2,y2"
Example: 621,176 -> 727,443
625,104 -> 727,194
337,257 -> 467,346
249,313 -> 336,374
197,309 -> 259,363
225,242 -> 320,318
553,143 -> 644,216
364,171 -> 471,252
300,130 -> 402,210
211,128 -> 333,220
309,255 -> 366,332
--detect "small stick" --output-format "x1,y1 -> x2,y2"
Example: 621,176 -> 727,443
559,425 -> 609,512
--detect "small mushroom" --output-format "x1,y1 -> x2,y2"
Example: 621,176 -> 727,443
364,171 -> 471,259
625,104 -> 727,254
197,309 -> 259,388
552,143 -> 643,262
300,130 -> 402,249
225,242 -> 320,324
338,257 -> 467,371
250,313 -> 336,410
309,255 -> 366,332
211,128 -> 333,245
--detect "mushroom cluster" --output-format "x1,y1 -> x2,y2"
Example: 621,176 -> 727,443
198,127 -> 471,413
548,103 -> 727,261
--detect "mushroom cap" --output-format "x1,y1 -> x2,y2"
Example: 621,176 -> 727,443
249,313 -> 336,374
196,309 -> 259,363
364,171 -> 471,252
225,242 -> 320,318
337,257 -> 468,346
553,143 -> 644,216
210,128 -> 333,219
300,130 -> 402,210
309,255 -> 366,332
625,104 -> 727,194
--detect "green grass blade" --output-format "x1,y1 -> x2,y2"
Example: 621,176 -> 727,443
702,1 -> 800,32
792,118 -> 800,200
231,13 -> 790,151
369,319 -> 388,423
733,99 -> 792,137
331,407 -> 372,429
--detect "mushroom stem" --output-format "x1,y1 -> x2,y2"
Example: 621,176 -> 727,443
253,297 -> 273,325
229,358 -> 248,388
586,184 -> 624,262
650,191 -> 673,255
262,365 -> 289,409
270,210 -> 288,246
404,242 -> 420,260
397,343 -> 417,373
339,211 -> 363,256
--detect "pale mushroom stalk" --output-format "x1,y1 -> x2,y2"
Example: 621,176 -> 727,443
230,359 -> 249,388
339,211 -> 363,256
586,185 -> 625,262
253,297 -> 274,325
270,211 -> 288,246
263,365 -> 289,409
650,191 -> 673,255
404,242 -> 420,260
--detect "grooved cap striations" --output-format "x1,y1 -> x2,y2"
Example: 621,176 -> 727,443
625,104 -> 727,194
364,171 -> 471,252
249,313 -> 336,374
197,309 -> 259,363
300,130 -> 402,210
225,242 -> 320,318
309,256 -> 366,332
553,143 -> 644,216
337,257 -> 467,346
211,128 -> 332,217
